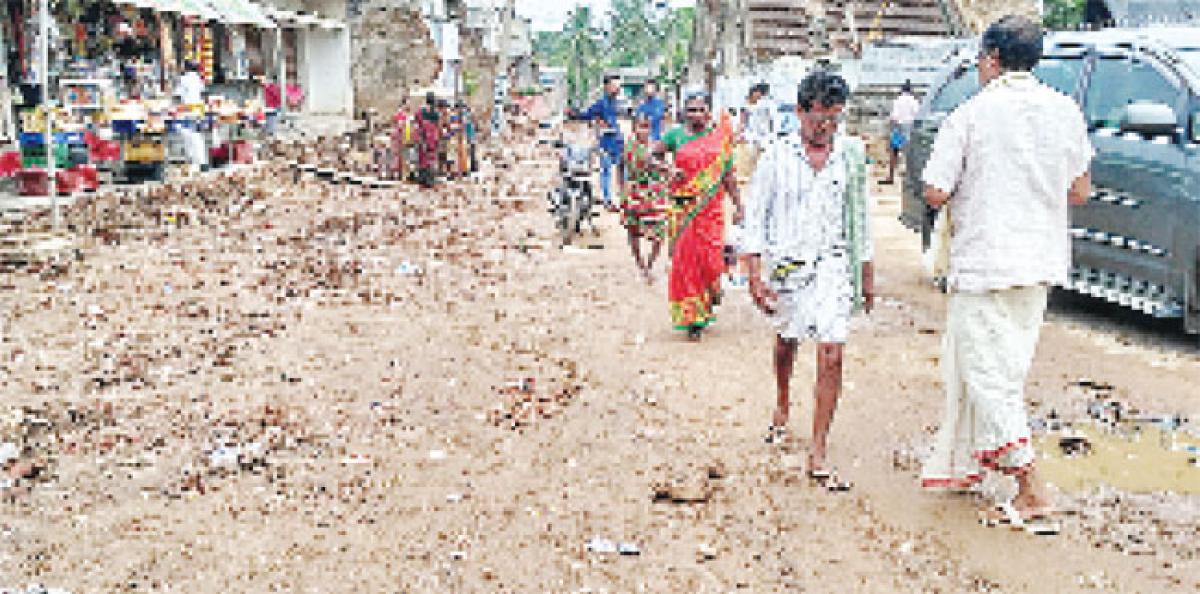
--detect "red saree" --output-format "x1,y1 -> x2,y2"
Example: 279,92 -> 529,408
666,114 -> 734,331
417,109 -> 440,170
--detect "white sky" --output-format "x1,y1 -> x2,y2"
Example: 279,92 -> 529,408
515,0 -> 695,32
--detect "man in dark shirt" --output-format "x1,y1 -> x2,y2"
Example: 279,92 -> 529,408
569,74 -> 624,210
635,79 -> 666,141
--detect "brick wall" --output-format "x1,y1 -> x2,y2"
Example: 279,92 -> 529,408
459,28 -> 497,140
349,2 -> 498,139
952,0 -> 1041,33
351,4 -> 442,116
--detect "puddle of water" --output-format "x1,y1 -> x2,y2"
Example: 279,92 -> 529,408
1036,423 -> 1200,494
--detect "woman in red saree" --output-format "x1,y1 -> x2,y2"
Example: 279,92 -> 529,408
660,92 -> 741,341
416,93 -> 441,188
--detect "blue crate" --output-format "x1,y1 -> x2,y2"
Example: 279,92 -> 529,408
166,119 -> 197,132
111,120 -> 141,135
19,131 -> 86,146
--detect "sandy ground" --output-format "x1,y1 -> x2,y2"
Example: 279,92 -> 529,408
0,135 -> 1199,593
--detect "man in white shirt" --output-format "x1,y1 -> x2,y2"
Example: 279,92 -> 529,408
742,71 -> 874,491
175,61 -> 207,169
882,80 -> 920,185
919,16 -> 1093,531
740,82 -> 776,147
176,61 -> 205,106
734,82 -> 776,191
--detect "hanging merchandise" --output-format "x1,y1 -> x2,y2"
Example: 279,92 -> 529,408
182,19 -> 195,67
160,14 -> 175,91
12,4 -> 23,86
227,27 -> 247,81
26,7 -> 62,83
73,22 -> 85,58
200,25 -> 213,83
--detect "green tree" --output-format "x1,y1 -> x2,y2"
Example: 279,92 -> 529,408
608,0 -> 658,68
1043,0 -> 1087,30
559,7 -> 605,107
659,6 -> 694,84
532,2 -> 695,105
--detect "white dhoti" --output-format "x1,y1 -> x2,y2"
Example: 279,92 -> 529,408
920,284 -> 1046,490
769,252 -> 853,344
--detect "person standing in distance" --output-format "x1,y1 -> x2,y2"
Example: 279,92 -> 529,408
569,75 -> 625,211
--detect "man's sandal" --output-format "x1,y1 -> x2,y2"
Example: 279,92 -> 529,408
979,502 -> 1060,535
807,468 -> 853,492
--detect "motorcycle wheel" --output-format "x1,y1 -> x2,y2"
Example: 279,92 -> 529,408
560,190 -> 578,247
579,188 -> 594,233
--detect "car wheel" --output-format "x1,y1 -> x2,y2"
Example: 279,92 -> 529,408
1186,247 -> 1200,337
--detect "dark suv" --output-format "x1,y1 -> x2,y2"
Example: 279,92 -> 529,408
901,27 -> 1200,337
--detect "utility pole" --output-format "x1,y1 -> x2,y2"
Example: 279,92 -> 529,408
571,16 -> 580,108
495,0 -> 514,135
39,0 -> 57,228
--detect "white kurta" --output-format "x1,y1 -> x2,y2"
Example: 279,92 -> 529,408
921,72 -> 1093,292
743,98 -> 777,147
743,133 -> 872,343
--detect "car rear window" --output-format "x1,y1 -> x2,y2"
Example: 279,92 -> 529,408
1033,58 -> 1084,96
929,57 -> 1083,114
931,66 -> 979,113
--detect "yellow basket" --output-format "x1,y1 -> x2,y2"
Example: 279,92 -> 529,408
124,140 -> 165,163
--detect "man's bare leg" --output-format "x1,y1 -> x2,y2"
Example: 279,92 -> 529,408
1014,467 -> 1054,515
627,228 -> 646,273
773,336 -> 798,427
809,342 -> 844,470
884,149 -> 898,184
645,238 -> 662,284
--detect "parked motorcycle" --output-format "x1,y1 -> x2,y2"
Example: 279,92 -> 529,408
547,140 -> 598,246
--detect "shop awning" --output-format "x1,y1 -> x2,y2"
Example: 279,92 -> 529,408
267,8 -> 345,30
113,0 -> 274,27
111,0 -> 184,11
203,0 -> 276,28
175,0 -> 222,20
112,0 -> 220,20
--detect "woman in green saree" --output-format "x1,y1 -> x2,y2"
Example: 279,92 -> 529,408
660,92 -> 742,341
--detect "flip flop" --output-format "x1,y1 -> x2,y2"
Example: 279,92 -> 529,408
979,502 -> 1061,535
764,425 -> 788,445
1017,506 -> 1062,536
807,468 -> 853,492
978,502 -> 1020,529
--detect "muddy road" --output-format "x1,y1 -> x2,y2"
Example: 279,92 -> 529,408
0,143 -> 1198,593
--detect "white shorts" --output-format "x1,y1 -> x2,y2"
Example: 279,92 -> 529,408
769,254 -> 853,343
